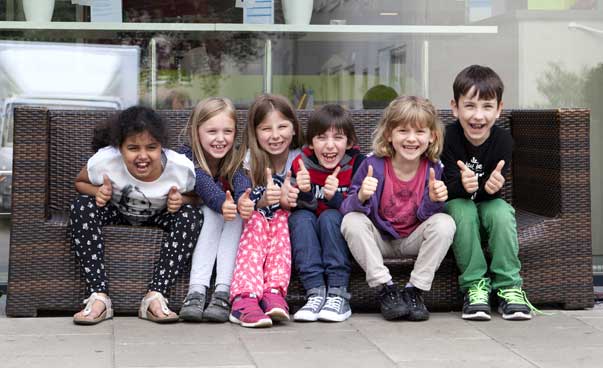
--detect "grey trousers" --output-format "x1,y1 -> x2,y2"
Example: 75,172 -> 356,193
188,205 -> 243,289
341,212 -> 455,291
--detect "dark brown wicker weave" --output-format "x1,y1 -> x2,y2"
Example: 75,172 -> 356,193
6,107 -> 593,317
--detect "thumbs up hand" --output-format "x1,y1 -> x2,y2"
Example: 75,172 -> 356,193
358,165 -> 378,203
222,190 -> 237,221
281,171 -> 299,209
237,188 -> 254,220
457,160 -> 479,194
323,166 -> 341,201
167,186 -> 182,213
485,160 -> 505,195
95,174 -> 113,207
428,167 -> 448,202
263,168 -> 281,206
296,159 -> 311,193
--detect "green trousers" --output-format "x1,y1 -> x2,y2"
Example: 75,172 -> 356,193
445,198 -> 522,292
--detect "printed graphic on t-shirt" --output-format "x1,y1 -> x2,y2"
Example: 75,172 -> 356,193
381,188 -> 418,228
465,156 -> 485,200
113,184 -> 163,223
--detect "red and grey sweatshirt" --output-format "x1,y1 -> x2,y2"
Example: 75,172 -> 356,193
290,145 -> 365,215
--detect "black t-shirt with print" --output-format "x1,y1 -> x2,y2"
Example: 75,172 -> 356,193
442,120 -> 513,203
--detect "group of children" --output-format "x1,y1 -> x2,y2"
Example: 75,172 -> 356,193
69,65 -> 535,327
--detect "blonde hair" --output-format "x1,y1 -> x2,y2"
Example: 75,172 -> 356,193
234,94 -> 304,186
372,95 -> 444,162
180,97 -> 240,184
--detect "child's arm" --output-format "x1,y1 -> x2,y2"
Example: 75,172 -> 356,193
75,165 -> 112,207
417,163 -> 446,221
441,142 -> 474,200
193,169 -> 229,214
326,153 -> 366,210
291,157 -> 318,211
340,159 -> 373,215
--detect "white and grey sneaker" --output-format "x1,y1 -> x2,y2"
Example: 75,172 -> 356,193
318,286 -> 352,322
293,287 -> 326,322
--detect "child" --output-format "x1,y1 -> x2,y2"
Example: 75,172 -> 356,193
340,96 -> 456,321
287,104 -> 365,322
228,94 -> 304,328
70,106 -> 202,325
443,65 -> 533,321
178,97 -> 249,322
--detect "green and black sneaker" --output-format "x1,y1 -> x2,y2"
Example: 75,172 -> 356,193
462,279 -> 491,321
496,287 -> 534,321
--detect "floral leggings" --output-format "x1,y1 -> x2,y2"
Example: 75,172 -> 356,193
69,195 -> 203,295
230,209 -> 292,300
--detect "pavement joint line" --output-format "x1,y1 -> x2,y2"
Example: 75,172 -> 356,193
349,320 -> 401,366
233,324 -> 261,368
470,321 -> 542,368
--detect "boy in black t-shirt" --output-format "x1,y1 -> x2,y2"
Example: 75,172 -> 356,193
442,65 -> 535,321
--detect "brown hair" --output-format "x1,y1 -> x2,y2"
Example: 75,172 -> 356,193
180,97 -> 239,184
235,94 -> 304,186
306,104 -> 358,146
453,64 -> 504,105
372,95 -> 444,162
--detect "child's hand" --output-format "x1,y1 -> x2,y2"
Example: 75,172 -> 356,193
485,160 -> 505,195
167,186 -> 182,213
428,168 -> 448,202
263,168 -> 281,206
457,161 -> 479,194
281,171 -> 299,209
296,159 -> 312,192
95,174 -> 112,207
222,190 -> 237,221
323,166 -> 341,201
358,165 -> 378,203
237,188 -> 254,220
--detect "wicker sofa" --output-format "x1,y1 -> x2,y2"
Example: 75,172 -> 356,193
6,106 -> 594,317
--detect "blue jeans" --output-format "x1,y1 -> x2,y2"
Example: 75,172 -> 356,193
289,209 -> 352,291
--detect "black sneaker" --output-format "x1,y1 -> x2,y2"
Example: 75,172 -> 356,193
462,279 -> 491,321
496,287 -> 533,321
377,284 -> 409,321
203,291 -> 231,323
179,291 -> 206,322
402,286 -> 429,321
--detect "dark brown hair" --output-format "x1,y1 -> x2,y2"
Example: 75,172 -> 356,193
453,65 -> 504,105
306,104 -> 358,146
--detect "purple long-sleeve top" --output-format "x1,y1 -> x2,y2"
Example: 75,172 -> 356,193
178,145 -> 251,214
339,155 -> 445,240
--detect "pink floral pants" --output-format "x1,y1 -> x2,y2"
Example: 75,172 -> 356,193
230,209 -> 292,300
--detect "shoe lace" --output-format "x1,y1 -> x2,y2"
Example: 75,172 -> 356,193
468,279 -> 490,304
497,288 -> 551,316
323,295 -> 343,311
304,295 -> 324,310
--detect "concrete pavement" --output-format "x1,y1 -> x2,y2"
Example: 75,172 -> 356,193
1,295 -> 603,368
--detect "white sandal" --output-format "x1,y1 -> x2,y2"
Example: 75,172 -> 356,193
139,291 -> 179,323
73,292 -> 113,325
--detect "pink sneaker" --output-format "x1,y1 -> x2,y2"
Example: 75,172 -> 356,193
260,288 -> 290,322
229,293 -> 273,328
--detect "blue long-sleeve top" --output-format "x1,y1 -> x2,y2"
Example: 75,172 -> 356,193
178,145 -> 251,214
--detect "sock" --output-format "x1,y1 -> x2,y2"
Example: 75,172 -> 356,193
405,282 -> 414,289
215,283 -> 230,294
386,279 -> 394,286
188,284 -> 207,296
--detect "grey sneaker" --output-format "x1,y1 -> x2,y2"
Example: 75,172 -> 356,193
293,287 -> 326,322
318,286 -> 352,322
203,291 -> 231,323
179,291 -> 206,322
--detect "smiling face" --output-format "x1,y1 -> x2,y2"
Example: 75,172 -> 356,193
451,86 -> 503,146
387,122 -> 434,164
119,130 -> 163,182
255,110 -> 295,160
197,111 -> 236,164
310,127 -> 350,169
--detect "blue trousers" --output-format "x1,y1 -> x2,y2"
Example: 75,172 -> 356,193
289,209 -> 352,291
